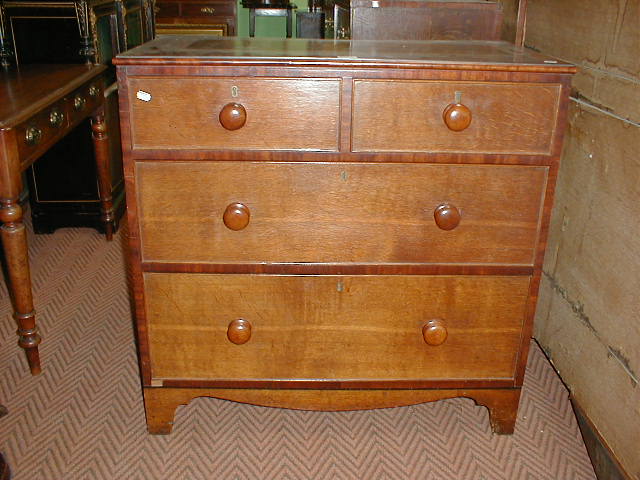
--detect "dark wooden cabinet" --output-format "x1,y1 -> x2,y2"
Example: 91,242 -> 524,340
0,0 -> 153,233
155,0 -> 237,36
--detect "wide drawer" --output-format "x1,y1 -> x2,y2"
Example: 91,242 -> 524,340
145,274 -> 529,381
136,161 -> 547,265
351,80 -> 561,155
127,77 -> 341,151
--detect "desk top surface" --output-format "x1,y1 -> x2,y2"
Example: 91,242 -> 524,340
115,36 -> 575,73
0,64 -> 107,128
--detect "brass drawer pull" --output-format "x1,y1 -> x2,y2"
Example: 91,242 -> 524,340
89,85 -> 100,97
24,126 -> 43,146
434,203 -> 461,230
200,6 -> 216,13
74,94 -> 87,111
49,109 -> 65,128
223,202 -> 250,231
422,319 -> 447,346
227,318 -> 252,345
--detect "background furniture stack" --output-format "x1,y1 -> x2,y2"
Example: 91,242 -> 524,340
155,0 -> 237,36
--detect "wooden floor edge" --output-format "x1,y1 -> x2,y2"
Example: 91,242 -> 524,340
570,396 -> 633,480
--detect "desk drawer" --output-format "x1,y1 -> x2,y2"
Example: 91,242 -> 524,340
136,161 -> 547,265
67,79 -> 103,126
127,77 -> 341,151
145,273 -> 528,381
352,80 -> 561,155
16,99 -> 69,164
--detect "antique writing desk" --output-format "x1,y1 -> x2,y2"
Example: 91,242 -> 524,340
0,64 -> 114,374
114,36 -> 575,434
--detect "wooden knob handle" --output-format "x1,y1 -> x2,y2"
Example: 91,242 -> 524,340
422,319 -> 447,346
434,203 -> 461,230
227,318 -> 252,345
443,103 -> 472,131
219,102 -> 247,131
223,202 -> 250,230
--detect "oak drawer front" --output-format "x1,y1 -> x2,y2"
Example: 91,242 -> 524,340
137,161 -> 547,265
352,80 -> 561,155
128,77 -> 340,151
145,274 -> 529,381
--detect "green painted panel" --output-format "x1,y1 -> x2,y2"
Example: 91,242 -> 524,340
236,0 -> 308,38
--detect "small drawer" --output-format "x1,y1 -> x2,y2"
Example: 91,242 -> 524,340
16,99 -> 69,164
181,1 -> 235,17
136,161 -> 547,265
127,77 -> 341,151
145,274 -> 529,381
67,80 -> 103,125
352,80 -> 562,155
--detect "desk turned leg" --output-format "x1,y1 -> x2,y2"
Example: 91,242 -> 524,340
0,200 -> 41,375
91,110 -> 114,241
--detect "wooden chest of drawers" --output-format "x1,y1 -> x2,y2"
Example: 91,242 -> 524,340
114,36 -> 575,435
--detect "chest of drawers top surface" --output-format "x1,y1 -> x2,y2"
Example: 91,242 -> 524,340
115,35 -> 575,71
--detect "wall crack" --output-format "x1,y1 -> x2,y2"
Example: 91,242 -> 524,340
542,270 -> 638,386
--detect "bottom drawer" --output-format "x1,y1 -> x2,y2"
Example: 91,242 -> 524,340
144,274 -> 530,382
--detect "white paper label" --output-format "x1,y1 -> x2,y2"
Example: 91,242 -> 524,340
136,90 -> 152,102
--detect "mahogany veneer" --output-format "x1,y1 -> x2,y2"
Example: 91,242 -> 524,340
1,64 -> 114,375
114,36 -> 575,435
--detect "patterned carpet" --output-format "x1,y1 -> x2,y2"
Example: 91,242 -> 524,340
0,221 -> 597,480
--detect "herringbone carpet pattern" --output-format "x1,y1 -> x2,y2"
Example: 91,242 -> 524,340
0,221 -> 596,479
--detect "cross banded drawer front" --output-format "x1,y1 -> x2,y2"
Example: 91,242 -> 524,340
128,77 -> 341,151
145,273 -> 529,381
352,80 -> 561,155
136,161 -> 547,265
